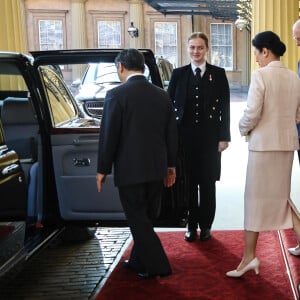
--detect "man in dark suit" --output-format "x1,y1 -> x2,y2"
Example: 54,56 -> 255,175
292,19 -> 300,163
96,49 -> 178,278
168,32 -> 231,242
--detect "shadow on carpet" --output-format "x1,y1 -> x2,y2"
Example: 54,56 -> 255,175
96,230 -> 295,300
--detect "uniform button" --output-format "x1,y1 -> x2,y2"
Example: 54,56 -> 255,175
216,99 -> 219,102
195,120 -> 199,123
195,87 -> 199,90
174,108 -> 177,111
196,112 -> 199,115
212,107 -> 215,110
195,95 -> 199,99
196,103 -> 199,107
176,117 -> 179,120
209,115 -> 212,119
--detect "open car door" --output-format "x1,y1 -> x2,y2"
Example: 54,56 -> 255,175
31,50 -> 130,224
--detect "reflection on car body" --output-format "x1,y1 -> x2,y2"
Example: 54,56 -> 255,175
0,49 -> 186,282
71,62 -> 151,118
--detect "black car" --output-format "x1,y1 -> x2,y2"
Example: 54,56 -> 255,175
70,55 -> 173,118
0,49 -> 187,280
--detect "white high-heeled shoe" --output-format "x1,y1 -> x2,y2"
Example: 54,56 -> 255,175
288,245 -> 300,256
226,257 -> 260,278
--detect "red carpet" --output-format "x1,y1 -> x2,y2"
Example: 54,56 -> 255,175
279,229 -> 300,299
96,230 -> 295,300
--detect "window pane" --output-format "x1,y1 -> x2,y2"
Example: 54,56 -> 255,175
154,22 -> 177,67
39,20 -> 63,50
98,21 -> 121,48
210,24 -> 233,70
39,66 -> 76,127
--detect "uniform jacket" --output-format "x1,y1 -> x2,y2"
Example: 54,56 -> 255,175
167,63 -> 231,142
239,61 -> 300,151
167,62 -> 230,181
97,75 -> 178,187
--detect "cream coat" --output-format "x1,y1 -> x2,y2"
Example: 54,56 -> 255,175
239,61 -> 300,151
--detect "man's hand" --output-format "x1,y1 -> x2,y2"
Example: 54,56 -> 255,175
96,173 -> 106,192
218,141 -> 229,152
164,167 -> 176,188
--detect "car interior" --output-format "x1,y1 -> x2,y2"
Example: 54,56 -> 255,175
1,97 -> 40,224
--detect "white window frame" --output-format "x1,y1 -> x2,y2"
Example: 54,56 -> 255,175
39,19 -> 64,50
210,23 -> 233,71
154,21 -> 178,67
88,11 -> 126,49
28,10 -> 67,51
97,20 -> 122,48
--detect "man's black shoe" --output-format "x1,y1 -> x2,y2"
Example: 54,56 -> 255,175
200,229 -> 211,241
137,272 -> 152,279
122,260 -> 133,269
137,271 -> 172,279
123,260 -> 147,273
184,230 -> 197,242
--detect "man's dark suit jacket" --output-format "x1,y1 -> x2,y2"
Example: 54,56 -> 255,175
97,75 -> 178,187
167,63 -> 231,181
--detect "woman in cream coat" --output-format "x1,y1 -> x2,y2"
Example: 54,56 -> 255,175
226,31 -> 300,278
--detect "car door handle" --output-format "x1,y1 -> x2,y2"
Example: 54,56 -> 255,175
73,137 -> 98,145
1,163 -> 20,175
73,158 -> 91,167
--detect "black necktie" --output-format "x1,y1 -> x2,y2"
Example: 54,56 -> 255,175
195,67 -> 201,81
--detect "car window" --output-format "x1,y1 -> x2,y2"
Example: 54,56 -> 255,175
0,73 -> 28,94
82,62 -> 150,85
94,63 -> 120,84
38,66 -> 77,127
0,63 -> 30,126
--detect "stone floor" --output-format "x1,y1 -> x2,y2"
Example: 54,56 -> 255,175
0,227 -> 132,300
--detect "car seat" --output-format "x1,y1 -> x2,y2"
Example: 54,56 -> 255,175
1,97 -> 40,223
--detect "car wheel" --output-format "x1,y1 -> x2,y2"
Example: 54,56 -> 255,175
62,226 -> 97,242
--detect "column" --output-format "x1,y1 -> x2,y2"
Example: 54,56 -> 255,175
251,0 -> 299,72
71,0 -> 88,81
128,0 -> 145,48
192,15 -> 201,32
0,0 -> 27,53
241,29 -> 251,88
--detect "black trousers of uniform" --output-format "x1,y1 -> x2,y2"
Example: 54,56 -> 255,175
187,178 -> 216,232
118,181 -> 171,275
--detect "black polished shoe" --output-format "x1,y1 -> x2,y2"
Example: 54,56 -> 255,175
137,271 -> 172,279
200,229 -> 211,241
137,272 -> 155,279
184,230 -> 197,242
122,260 -> 133,269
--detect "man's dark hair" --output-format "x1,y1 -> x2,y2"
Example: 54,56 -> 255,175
114,48 -> 145,72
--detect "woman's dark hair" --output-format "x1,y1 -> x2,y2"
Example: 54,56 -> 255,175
252,31 -> 286,57
114,48 -> 145,71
